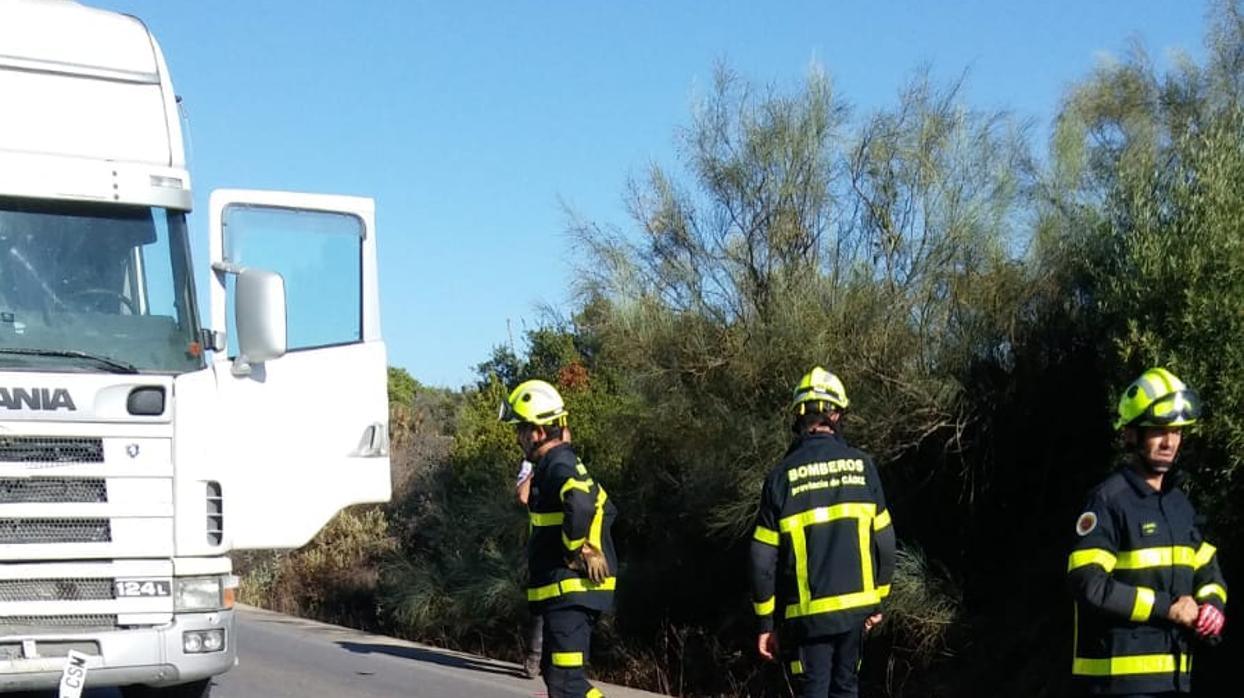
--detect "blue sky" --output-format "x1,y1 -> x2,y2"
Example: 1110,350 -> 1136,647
97,1 -> 1208,388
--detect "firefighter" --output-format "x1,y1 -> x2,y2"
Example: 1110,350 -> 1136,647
500,379 -> 617,698
1067,368 -> 1228,696
750,367 -> 897,698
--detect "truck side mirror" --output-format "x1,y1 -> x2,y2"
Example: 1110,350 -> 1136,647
233,268 -> 287,376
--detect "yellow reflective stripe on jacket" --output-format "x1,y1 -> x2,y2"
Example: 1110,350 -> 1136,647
877,584 -> 891,599
789,660 -> 804,675
779,502 -> 877,532
1069,546 -> 1200,572
1068,548 -> 1117,573
1115,546 -> 1196,569
586,688 -> 604,698
754,596 -> 775,616
790,524 -> 812,608
551,652 -> 583,667
753,525 -> 779,546
1196,583 -> 1227,604
560,477 -> 593,500
1072,653 -> 1190,677
778,502 -> 880,618
527,576 -> 617,601
588,488 -> 608,549
1130,586 -> 1155,622
857,516 -> 874,593
530,511 -> 563,527
1194,542 -> 1217,569
785,589 -> 881,619
873,509 -> 891,531
563,531 -> 586,551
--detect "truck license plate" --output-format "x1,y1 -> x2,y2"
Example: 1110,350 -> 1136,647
114,580 -> 171,597
59,650 -> 89,698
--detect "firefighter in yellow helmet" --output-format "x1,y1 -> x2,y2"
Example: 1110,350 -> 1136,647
500,379 -> 617,698
1067,368 -> 1227,696
749,367 -> 896,698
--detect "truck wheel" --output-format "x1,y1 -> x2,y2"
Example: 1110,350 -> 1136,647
121,679 -> 212,698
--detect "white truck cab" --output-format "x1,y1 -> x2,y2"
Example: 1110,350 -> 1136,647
0,1 -> 391,695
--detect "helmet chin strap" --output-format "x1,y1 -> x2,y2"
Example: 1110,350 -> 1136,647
1141,458 -> 1170,475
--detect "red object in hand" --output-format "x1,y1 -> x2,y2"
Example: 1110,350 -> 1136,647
1196,603 -> 1225,638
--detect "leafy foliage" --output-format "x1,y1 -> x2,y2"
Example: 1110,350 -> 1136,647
241,5 -> 1244,696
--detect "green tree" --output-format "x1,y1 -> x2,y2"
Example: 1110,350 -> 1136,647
564,64 -> 1034,694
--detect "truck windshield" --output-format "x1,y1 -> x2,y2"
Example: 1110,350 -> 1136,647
0,197 -> 202,374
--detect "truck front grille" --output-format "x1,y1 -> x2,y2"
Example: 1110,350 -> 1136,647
0,579 -> 113,602
0,478 -> 106,504
0,518 -> 111,544
0,437 -> 104,464
0,615 -> 116,632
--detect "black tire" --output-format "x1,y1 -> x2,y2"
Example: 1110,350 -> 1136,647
120,678 -> 212,698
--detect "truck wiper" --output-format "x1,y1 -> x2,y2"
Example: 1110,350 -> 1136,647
0,347 -> 139,374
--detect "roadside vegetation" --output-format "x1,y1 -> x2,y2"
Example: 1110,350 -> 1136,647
237,4 -> 1244,695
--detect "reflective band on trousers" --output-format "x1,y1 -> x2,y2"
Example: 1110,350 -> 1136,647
1197,583 -> 1227,604
1130,587 -> 1155,622
551,652 -> 583,667
527,576 -> 617,601
1072,653 -> 1191,676
530,511 -> 563,527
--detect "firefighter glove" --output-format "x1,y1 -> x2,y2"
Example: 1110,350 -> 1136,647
1196,603 -> 1225,638
569,543 -> 610,584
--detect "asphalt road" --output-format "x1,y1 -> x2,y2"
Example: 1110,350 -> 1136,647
57,605 -> 664,698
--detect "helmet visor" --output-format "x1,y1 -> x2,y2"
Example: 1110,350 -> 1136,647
1137,390 -> 1202,426
498,400 -> 520,424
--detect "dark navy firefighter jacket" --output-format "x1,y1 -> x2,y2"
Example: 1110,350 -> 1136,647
1067,465 -> 1228,695
526,443 -> 618,613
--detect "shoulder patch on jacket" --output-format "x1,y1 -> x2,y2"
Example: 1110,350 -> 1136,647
1076,511 -> 1098,537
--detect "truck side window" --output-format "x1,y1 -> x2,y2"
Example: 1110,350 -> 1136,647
221,205 -> 363,354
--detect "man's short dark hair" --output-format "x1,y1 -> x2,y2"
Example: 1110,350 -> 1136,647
793,409 -> 838,434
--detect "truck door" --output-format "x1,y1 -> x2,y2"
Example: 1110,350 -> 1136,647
207,190 -> 390,549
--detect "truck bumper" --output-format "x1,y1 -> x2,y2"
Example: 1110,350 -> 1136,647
0,609 -> 236,691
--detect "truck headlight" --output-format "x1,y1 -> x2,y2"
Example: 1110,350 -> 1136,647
183,629 -> 226,654
174,576 -> 223,612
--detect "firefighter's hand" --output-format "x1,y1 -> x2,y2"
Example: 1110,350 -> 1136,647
1168,595 -> 1199,628
576,543 -> 610,584
757,632 -> 778,661
864,612 -> 884,633
1196,603 -> 1225,638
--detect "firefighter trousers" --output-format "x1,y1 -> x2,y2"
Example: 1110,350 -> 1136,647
541,605 -> 604,698
783,626 -> 863,698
